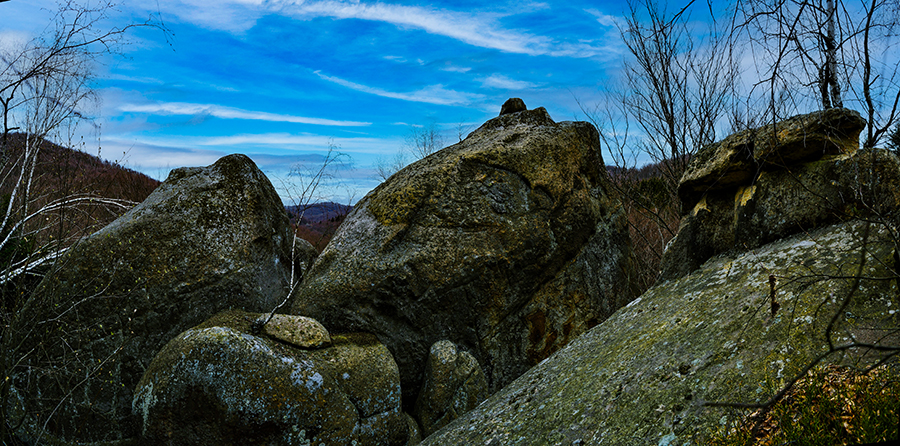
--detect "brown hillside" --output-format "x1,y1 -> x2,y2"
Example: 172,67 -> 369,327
1,133 -> 161,248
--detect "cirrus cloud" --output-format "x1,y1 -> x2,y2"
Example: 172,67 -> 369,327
313,70 -> 484,105
119,101 -> 371,126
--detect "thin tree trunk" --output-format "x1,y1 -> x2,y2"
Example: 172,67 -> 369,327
824,0 -> 842,108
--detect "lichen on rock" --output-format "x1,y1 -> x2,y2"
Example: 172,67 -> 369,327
292,106 -> 637,408
259,313 -> 332,349
8,154 -> 297,444
421,220 -> 899,445
134,309 -> 411,445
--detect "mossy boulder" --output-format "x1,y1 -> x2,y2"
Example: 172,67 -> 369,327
662,148 -> 900,281
260,313 -> 332,349
499,97 -> 527,116
679,108 -> 865,211
133,310 -> 410,446
422,220 -> 899,445
751,107 -> 866,166
292,107 -> 636,407
414,340 -> 488,437
664,107 -> 894,282
678,130 -> 758,208
9,154 -> 296,444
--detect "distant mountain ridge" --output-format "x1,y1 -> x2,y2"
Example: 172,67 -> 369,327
285,201 -> 351,225
286,202 -> 352,252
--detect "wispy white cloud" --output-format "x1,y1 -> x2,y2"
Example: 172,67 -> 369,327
116,132 -> 398,155
585,8 -> 619,27
119,102 -> 371,126
196,133 -> 388,152
0,30 -> 32,55
280,1 -> 612,57
151,0 -> 612,58
151,0 -> 267,32
313,71 -> 484,105
101,73 -> 166,85
481,74 -> 540,90
101,138 -> 228,173
440,65 -> 472,73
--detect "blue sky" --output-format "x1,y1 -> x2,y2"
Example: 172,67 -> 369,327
5,1 -> 898,203
3,0 -> 645,202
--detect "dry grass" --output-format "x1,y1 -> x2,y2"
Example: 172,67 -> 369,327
710,363 -> 900,445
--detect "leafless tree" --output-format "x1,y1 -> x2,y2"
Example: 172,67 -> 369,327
580,0 -> 739,290
0,0 -> 161,282
887,120 -> 900,155
620,0 -> 737,184
698,0 -> 900,426
375,120 -> 446,181
1,1 -> 161,442
406,120 -> 444,160
281,142 -> 350,226
736,0 -> 900,148
374,149 -> 408,182
259,142 -> 351,329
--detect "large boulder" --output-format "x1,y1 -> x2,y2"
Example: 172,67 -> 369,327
292,105 -> 636,406
8,154 -> 297,444
678,108 -> 866,210
422,219 -> 899,445
661,110 -> 897,281
133,310 -> 410,446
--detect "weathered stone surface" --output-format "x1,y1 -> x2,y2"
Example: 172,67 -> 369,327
423,220 -> 899,445
679,108 -> 865,210
404,413 -> 423,445
293,236 -> 319,278
292,107 -> 636,406
9,154 -> 297,444
662,148 -> 900,281
259,313 -> 332,349
414,341 -> 488,437
678,130 -> 758,210
133,310 -> 409,446
499,97 -> 527,116
751,107 -> 866,166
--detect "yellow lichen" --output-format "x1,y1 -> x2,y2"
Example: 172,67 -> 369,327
692,196 -> 709,216
735,185 -> 757,208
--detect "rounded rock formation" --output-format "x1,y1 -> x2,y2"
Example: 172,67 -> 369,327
133,310 -> 410,446
499,97 -> 527,116
8,154 -> 297,443
292,106 -> 636,407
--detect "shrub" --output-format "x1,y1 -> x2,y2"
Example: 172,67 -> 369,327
710,363 -> 900,445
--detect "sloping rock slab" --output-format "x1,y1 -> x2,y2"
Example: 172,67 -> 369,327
9,154 -> 296,443
423,220 -> 898,445
133,310 -> 409,446
292,108 -> 635,405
